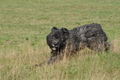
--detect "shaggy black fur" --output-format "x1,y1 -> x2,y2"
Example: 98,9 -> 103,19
35,23 -> 113,66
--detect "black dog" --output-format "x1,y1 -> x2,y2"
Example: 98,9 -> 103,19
35,23 -> 113,66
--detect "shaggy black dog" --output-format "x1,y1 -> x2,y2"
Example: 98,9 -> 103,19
35,23 -> 113,66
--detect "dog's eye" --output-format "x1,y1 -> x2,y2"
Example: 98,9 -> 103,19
56,37 -> 60,39
54,35 -> 60,39
52,36 -> 56,38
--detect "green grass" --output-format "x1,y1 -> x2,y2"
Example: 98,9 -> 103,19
0,0 -> 120,80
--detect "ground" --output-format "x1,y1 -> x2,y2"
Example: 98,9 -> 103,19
0,0 -> 120,80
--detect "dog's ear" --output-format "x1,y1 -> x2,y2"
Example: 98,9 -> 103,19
51,27 -> 59,32
61,28 -> 69,39
61,28 -> 69,35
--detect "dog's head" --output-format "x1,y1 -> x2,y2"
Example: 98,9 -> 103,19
47,27 -> 69,51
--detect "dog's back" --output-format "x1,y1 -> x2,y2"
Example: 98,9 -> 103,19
69,23 -> 108,52
70,23 -> 107,41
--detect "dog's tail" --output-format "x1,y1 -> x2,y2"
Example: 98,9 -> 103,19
105,42 -> 114,52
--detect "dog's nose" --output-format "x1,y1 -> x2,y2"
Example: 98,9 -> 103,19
53,42 -> 58,47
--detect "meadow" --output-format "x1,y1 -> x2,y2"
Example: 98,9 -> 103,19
0,0 -> 120,80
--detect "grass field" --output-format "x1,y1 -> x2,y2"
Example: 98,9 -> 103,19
0,0 -> 120,80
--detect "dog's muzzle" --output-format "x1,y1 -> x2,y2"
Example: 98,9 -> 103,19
51,44 -> 58,50
52,47 -> 57,50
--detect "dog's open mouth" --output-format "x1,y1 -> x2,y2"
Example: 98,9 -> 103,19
52,47 -> 57,50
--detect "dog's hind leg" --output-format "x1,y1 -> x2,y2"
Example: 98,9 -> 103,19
87,41 -> 113,53
87,42 -> 105,53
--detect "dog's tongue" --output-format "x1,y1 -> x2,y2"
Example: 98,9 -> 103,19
52,48 -> 56,50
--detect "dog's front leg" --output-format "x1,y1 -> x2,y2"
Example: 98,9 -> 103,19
33,56 -> 57,67
46,55 -> 57,64
47,53 -> 64,65
33,51 -> 61,67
